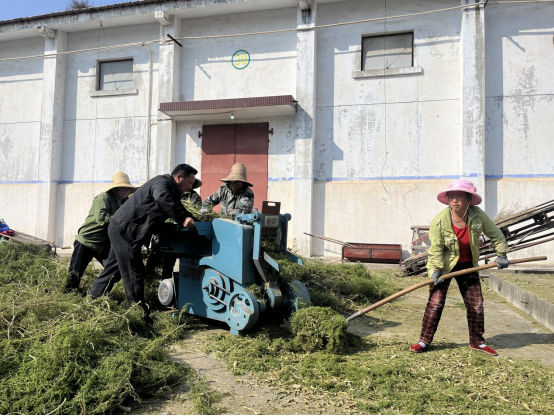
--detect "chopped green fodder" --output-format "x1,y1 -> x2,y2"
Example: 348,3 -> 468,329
210,333 -> 554,415
209,244 -> 554,414
290,307 -> 348,353
0,242 -> 219,415
181,199 -> 232,222
263,241 -> 401,313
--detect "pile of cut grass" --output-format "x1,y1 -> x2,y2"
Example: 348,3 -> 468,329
290,306 -> 349,353
210,331 -> 554,414
264,242 -> 401,313
0,242 -> 218,415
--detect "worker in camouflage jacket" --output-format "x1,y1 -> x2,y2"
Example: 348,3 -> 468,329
65,172 -> 136,292
203,163 -> 254,216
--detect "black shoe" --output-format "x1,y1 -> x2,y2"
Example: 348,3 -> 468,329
144,315 -> 154,332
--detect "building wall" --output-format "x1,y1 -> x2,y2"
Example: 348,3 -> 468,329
57,23 -> 160,245
0,0 -> 553,263
176,6 -> 298,241
180,7 -> 297,101
484,1 -> 554,261
313,0 -> 463,256
0,37 -> 44,235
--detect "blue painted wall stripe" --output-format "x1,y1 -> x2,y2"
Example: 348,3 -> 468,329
0,180 -> 141,185
2,174 -> 554,185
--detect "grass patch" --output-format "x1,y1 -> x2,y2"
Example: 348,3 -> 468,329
209,330 -> 554,414
494,273 -> 554,304
0,241 -> 220,415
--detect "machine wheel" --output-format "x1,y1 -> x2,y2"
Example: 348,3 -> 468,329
226,289 -> 260,334
202,269 -> 232,313
158,278 -> 174,306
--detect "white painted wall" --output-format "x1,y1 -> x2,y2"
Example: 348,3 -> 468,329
313,0 -> 463,256
0,0 -> 553,264
180,7 -> 297,101
0,37 -> 44,235
58,23 -> 160,245
484,1 -> 554,261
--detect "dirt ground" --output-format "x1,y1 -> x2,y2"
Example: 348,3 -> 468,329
135,277 -> 554,415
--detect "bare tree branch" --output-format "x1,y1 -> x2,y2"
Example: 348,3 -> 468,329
66,0 -> 94,10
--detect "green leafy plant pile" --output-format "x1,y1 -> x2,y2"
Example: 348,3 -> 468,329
290,306 -> 349,353
0,242 -> 215,415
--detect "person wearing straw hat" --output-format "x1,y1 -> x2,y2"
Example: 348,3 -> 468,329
65,171 -> 136,293
203,163 -> 254,216
410,179 -> 509,356
89,164 -> 197,328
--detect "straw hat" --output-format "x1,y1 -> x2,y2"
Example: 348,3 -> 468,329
193,178 -> 202,189
437,179 -> 482,205
220,163 -> 253,187
104,172 -> 137,193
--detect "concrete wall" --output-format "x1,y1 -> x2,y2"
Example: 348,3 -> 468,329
489,273 -> 554,331
0,37 -> 44,235
176,7 -> 298,244
0,0 -> 553,263
313,0 -> 462,256
58,23 -> 160,245
484,1 -> 554,261
180,7 -> 297,101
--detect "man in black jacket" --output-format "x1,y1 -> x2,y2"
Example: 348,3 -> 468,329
89,164 -> 197,326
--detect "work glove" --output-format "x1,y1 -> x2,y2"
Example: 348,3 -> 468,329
495,255 -> 510,269
431,269 -> 444,286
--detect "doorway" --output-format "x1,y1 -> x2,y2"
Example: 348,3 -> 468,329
200,123 -> 269,211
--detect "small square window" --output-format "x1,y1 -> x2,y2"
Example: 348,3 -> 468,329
97,59 -> 134,91
362,33 -> 413,71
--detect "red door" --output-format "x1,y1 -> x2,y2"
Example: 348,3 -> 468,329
201,123 -> 269,211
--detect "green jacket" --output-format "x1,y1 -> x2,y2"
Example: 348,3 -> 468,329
75,190 -> 122,254
426,206 -> 508,278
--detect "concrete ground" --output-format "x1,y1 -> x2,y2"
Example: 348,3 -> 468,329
348,277 -> 554,368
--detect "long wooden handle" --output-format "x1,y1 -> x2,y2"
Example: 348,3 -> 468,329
345,256 -> 547,324
303,232 -> 356,248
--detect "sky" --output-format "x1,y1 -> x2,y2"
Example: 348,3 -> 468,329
0,0 -> 121,21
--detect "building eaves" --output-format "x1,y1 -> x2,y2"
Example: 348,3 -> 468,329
0,0 -> 166,25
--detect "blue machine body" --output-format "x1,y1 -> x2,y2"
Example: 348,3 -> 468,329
158,213 -> 309,335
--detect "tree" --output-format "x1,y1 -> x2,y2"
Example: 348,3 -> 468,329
66,0 -> 93,10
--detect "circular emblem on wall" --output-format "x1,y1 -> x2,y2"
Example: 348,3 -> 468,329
232,50 -> 250,70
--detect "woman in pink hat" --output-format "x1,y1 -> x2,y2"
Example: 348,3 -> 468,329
410,179 -> 509,356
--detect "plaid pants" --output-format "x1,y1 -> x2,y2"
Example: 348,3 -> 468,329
419,262 -> 485,345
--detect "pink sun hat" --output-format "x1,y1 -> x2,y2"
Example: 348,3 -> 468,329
437,179 -> 482,205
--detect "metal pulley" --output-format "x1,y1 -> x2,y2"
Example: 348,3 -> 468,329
158,278 -> 174,306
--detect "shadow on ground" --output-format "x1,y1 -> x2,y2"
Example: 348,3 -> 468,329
486,332 -> 554,349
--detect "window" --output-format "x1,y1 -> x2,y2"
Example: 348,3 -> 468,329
362,33 -> 413,71
97,59 -> 134,91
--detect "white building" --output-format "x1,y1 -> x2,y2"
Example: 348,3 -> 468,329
1,0 -> 553,263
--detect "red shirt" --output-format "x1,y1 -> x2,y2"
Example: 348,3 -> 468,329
452,223 -> 472,263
